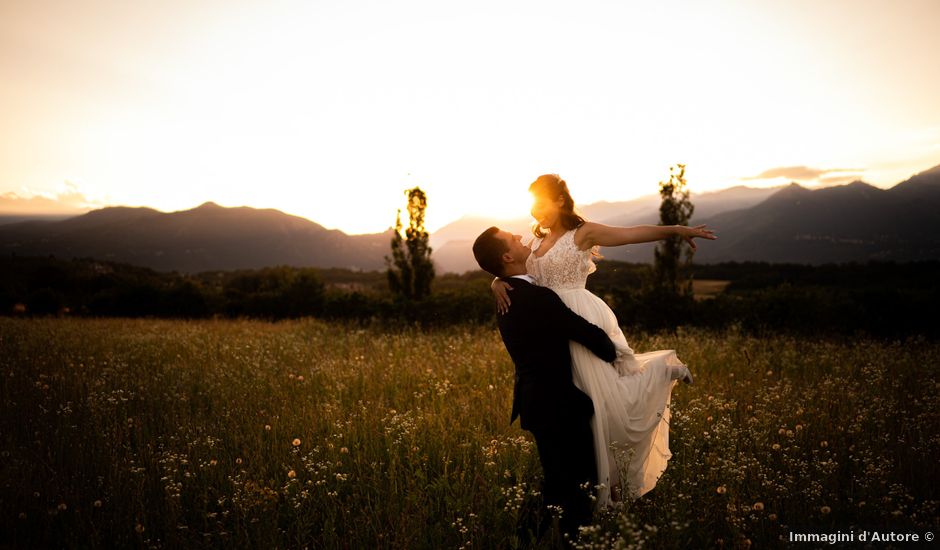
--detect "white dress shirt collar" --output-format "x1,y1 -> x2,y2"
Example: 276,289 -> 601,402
508,274 -> 536,284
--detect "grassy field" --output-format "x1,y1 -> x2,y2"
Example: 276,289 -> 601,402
1,317 -> 937,548
691,279 -> 732,301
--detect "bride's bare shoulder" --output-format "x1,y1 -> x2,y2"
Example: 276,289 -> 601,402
573,221 -> 600,250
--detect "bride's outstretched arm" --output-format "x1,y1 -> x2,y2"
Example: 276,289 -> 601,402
576,221 -> 717,250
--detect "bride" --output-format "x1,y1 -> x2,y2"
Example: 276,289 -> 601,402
490,174 -> 717,509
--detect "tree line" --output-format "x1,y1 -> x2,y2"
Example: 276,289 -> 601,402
2,253 -> 937,339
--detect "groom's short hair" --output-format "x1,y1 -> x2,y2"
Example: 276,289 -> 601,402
473,226 -> 507,277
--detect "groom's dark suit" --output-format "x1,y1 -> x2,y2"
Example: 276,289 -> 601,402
496,275 -> 617,545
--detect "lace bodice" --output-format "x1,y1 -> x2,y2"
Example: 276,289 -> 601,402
524,227 -> 599,290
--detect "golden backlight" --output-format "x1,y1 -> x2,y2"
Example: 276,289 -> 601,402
1,0 -> 939,234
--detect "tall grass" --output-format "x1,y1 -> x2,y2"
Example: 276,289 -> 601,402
1,317 -> 936,548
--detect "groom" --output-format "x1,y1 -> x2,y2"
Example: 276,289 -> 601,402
472,226 -> 620,546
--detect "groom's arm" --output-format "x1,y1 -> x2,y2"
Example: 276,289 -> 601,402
538,290 -> 617,362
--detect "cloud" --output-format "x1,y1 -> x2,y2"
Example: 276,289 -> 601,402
0,181 -> 102,214
743,166 -> 864,182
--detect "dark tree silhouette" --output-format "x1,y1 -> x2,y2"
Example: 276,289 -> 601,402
653,164 -> 695,297
386,187 -> 435,300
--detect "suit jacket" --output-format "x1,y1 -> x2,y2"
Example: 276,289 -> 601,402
496,276 -> 617,432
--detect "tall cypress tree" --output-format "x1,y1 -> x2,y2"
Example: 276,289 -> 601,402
386,187 -> 434,300
653,164 -> 695,297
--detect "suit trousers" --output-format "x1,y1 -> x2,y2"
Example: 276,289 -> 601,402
529,417 -> 598,544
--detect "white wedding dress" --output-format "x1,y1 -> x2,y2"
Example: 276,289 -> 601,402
523,226 -> 688,509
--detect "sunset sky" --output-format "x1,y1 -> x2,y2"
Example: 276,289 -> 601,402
2,0 -> 939,234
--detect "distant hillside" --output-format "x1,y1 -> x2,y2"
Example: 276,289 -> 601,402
0,202 -> 392,273
428,216 -> 531,250
0,214 -> 77,226
2,165 -> 938,273
598,185 -> 783,228
614,165 -> 940,264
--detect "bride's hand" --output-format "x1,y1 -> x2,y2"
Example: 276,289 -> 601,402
679,224 -> 718,251
490,278 -> 513,315
612,343 -> 643,375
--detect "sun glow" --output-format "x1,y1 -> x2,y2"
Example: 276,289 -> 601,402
2,0 -> 939,234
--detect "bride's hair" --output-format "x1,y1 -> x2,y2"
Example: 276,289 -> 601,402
529,174 -> 586,239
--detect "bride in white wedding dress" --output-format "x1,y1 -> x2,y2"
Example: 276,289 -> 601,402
491,174 -> 717,509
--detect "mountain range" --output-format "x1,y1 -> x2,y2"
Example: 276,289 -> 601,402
677,165 -> 940,265
0,202 -> 392,272
1,164 -> 938,273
